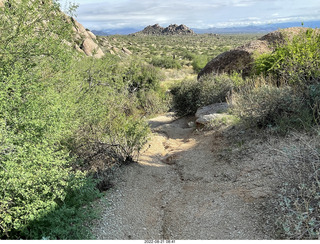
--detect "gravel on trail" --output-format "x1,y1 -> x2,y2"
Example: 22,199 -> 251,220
92,113 -> 277,240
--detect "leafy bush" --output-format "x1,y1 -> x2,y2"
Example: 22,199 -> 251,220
151,56 -> 182,69
124,61 -> 164,92
137,89 -> 172,116
231,85 -> 312,132
171,74 -> 237,116
66,59 -> 152,167
191,54 -> 210,73
0,2 -> 153,239
254,28 -> 320,87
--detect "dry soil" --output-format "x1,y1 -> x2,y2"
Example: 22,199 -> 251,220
92,113 -> 280,240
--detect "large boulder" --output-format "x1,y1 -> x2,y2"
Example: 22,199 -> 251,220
195,103 -> 230,126
198,27 -> 311,79
122,47 -> 132,55
71,17 -> 105,58
80,38 -> 105,58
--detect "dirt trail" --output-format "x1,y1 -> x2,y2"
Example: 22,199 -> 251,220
93,113 -> 275,239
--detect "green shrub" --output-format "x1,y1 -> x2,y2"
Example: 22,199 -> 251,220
151,56 -> 182,69
231,85 -> 312,132
182,51 -> 195,61
171,74 -> 236,116
0,2 -> 153,239
123,60 -> 164,92
137,89 -> 172,116
102,113 -> 150,162
272,135 -> 320,239
67,64 -> 151,166
254,28 -> 320,87
191,54 -> 210,73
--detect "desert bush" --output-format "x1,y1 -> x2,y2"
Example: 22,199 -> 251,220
0,2 -> 151,239
171,73 -> 237,116
191,54 -> 210,73
151,56 -> 182,69
67,60 -> 151,166
128,63 -> 163,92
137,89 -> 172,116
254,28 -> 320,87
231,85 -> 312,132
272,135 -> 320,239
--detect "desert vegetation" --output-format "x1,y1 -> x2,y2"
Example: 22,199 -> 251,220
171,28 -> 320,239
0,1 -> 154,239
1,0 -> 320,241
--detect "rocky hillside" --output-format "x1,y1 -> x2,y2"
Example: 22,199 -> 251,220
70,17 -> 105,58
198,27 -> 312,79
133,24 -> 196,36
0,0 -> 104,58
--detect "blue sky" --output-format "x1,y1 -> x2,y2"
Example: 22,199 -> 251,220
60,0 -> 320,30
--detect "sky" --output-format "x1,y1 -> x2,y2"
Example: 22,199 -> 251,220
59,0 -> 320,30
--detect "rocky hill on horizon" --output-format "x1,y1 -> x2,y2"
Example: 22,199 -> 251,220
132,24 -> 196,36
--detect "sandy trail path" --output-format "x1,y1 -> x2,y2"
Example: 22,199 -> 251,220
93,113 -> 273,239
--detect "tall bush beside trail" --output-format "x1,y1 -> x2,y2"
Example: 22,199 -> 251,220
0,1 -> 153,239
124,61 -> 163,92
254,28 -> 320,87
231,85 -> 312,132
0,1 -> 103,239
136,88 -> 172,116
171,74 -> 238,116
119,59 -> 169,116
252,28 -> 320,127
64,57 -> 151,168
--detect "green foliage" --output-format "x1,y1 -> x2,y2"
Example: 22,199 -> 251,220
0,1 -> 100,239
64,57 -> 152,165
124,60 -> 164,92
151,56 -> 182,69
242,29 -> 320,132
254,29 -> 320,86
0,1 -> 152,239
0,0 -> 75,74
171,74 -> 236,116
136,88 -> 172,116
191,55 -> 210,73
21,175 -> 102,240
231,85 -> 312,132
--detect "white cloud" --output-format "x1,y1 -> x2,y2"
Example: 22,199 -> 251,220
61,0 -> 320,30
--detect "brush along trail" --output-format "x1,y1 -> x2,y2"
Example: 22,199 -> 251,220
93,113 -> 275,239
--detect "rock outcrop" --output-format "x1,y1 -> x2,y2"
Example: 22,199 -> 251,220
137,24 -> 164,35
198,27 -> 311,79
163,24 -> 195,35
95,36 -> 133,56
0,0 -> 105,58
71,17 -> 105,58
133,24 -> 195,36
122,47 -> 132,55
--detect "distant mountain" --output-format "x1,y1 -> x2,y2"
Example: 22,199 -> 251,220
92,27 -> 142,36
135,24 -> 164,35
194,20 -> 320,34
131,24 -> 196,36
92,20 -> 320,36
91,30 -> 110,36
